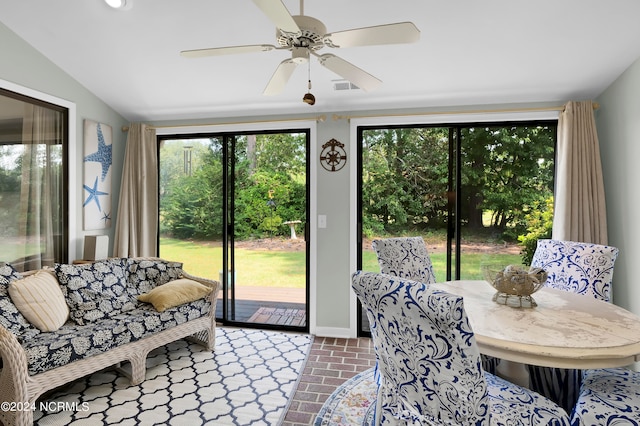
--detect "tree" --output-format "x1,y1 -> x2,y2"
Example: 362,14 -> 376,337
160,138 -> 224,239
361,124 -> 556,240
461,125 -> 555,234
160,133 -> 307,240
362,127 -> 449,234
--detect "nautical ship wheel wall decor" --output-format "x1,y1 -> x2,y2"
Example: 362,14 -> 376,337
320,138 -> 347,172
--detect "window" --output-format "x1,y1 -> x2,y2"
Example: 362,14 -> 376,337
357,120 -> 556,334
0,88 -> 68,271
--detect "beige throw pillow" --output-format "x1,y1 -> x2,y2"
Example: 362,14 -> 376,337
138,278 -> 212,312
8,270 -> 70,332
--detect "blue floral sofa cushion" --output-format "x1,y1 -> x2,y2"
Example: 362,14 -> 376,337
0,262 -> 41,341
55,259 -> 137,325
125,258 -> 183,297
2,258 -> 212,376
21,297 -> 211,375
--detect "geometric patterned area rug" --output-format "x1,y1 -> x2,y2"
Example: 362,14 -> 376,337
314,367 -> 377,426
33,327 -> 312,425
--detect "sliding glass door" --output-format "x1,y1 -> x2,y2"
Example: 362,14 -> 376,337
357,121 -> 556,334
159,130 -> 309,332
0,88 -> 68,271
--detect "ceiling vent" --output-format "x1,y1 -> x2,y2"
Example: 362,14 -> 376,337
333,80 -> 360,91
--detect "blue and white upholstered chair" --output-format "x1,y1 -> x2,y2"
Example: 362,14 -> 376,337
351,271 -> 571,426
371,237 -> 436,284
571,367 -> 640,425
527,239 -> 619,413
531,239 -> 619,302
372,236 -> 498,374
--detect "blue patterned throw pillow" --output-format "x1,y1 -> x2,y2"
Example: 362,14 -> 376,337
125,258 -> 184,297
0,262 -> 41,340
55,259 -> 136,325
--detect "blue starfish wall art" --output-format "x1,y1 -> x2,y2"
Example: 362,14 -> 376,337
83,120 -> 113,230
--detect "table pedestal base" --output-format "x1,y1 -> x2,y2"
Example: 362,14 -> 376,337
496,360 -> 530,388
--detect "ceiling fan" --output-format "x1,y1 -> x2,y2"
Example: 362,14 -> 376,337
180,0 -> 420,96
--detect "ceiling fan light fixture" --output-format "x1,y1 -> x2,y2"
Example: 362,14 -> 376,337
291,47 -> 309,64
302,92 -> 316,105
105,0 -> 131,9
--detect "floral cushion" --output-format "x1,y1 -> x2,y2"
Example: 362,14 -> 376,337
55,259 -> 136,325
371,237 -> 436,284
22,298 -> 211,375
125,258 -> 184,297
0,262 -> 41,341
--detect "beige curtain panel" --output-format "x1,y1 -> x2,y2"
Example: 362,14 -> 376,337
20,104 -> 62,269
552,100 -> 608,244
113,123 -> 158,257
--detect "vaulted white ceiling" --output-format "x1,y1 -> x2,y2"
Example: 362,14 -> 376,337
2,0 -> 640,122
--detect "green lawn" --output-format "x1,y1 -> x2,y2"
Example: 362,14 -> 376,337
160,238 -> 306,287
362,251 -> 523,281
161,237 -> 522,287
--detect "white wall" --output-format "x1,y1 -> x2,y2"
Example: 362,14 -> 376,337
0,21 -> 129,260
595,57 -> 640,317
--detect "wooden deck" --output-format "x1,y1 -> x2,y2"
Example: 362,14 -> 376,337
214,286 -> 307,327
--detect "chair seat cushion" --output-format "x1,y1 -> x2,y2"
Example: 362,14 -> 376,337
486,373 -> 570,425
571,368 -> 640,425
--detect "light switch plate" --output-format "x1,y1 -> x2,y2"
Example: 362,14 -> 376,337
318,215 -> 327,228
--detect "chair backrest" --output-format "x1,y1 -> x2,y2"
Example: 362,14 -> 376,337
371,237 -> 437,284
351,271 -> 489,425
531,239 -> 619,302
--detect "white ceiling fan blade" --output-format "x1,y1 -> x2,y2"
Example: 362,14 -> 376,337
316,54 -> 382,92
252,0 -> 300,35
181,44 -> 277,58
263,59 -> 299,95
324,22 -> 420,48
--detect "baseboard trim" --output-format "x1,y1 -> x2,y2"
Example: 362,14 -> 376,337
313,326 -> 356,339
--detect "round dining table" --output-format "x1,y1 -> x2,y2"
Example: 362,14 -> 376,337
431,280 -> 640,387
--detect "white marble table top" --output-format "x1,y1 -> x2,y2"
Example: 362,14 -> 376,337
432,280 -> 640,369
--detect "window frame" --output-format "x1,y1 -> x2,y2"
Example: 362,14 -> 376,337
0,79 -> 76,266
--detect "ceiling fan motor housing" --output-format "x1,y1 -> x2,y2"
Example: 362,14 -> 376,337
277,15 -> 327,51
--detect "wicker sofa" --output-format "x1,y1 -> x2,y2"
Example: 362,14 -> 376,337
0,257 -> 220,426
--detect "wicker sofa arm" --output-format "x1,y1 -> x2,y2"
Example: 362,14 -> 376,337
178,270 -> 220,350
180,271 -> 221,307
0,325 -> 30,426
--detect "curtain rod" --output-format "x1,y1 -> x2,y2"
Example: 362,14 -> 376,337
121,115 -> 327,132
332,102 -> 599,122
121,102 -> 599,131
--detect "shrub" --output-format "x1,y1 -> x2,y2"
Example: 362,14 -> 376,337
518,196 -> 554,265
